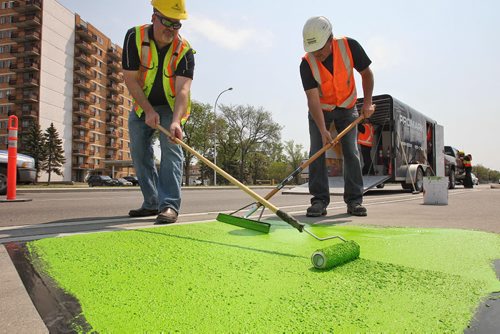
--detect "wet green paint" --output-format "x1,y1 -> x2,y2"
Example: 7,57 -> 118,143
28,222 -> 500,333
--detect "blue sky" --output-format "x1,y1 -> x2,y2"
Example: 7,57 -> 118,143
59,0 -> 500,171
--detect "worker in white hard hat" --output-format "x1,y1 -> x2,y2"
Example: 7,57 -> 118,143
300,16 -> 375,217
122,0 -> 194,224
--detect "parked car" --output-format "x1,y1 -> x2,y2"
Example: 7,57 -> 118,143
123,176 -> 139,186
87,175 -> 118,187
471,173 -> 479,186
115,177 -> 133,186
0,150 -> 36,195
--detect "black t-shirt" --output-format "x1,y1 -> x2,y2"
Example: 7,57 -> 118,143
122,27 -> 195,107
300,37 -> 371,91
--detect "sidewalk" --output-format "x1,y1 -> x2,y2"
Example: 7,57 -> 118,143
0,245 -> 47,334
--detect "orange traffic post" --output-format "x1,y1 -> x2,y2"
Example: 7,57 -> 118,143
7,115 -> 18,200
1,115 -> 32,203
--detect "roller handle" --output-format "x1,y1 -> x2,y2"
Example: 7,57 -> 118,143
276,210 -> 305,232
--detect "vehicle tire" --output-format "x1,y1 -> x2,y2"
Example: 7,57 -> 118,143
448,169 -> 456,189
401,167 -> 424,192
414,167 -> 424,192
0,168 -> 7,196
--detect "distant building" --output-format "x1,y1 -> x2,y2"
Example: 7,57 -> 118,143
0,0 -> 134,182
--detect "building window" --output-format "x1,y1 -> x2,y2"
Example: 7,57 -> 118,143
0,74 -> 10,83
0,16 -> 14,24
1,2 -> 15,9
0,29 -> 13,38
0,104 -> 12,115
0,45 -> 11,53
0,59 -> 12,68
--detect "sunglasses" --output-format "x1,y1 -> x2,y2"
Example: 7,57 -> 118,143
155,14 -> 182,30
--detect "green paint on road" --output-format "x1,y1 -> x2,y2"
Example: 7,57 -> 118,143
28,222 -> 500,333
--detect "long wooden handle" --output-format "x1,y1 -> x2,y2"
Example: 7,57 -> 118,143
261,114 -> 366,202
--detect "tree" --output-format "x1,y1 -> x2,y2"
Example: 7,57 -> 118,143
183,101 -> 214,185
284,140 -> 307,184
41,123 -> 66,185
220,104 -> 282,182
20,122 -> 45,182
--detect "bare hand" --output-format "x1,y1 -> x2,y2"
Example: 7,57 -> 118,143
361,104 -> 376,119
169,121 -> 183,142
321,129 -> 333,146
145,111 -> 160,129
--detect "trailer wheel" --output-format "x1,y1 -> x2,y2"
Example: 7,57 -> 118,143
414,167 -> 424,192
448,169 -> 456,189
402,167 -> 425,192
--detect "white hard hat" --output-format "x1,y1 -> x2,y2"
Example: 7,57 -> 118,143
302,16 -> 333,52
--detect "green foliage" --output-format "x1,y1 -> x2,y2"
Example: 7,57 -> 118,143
472,165 -> 500,183
284,140 -> 307,184
41,123 -> 66,185
268,161 -> 292,182
219,104 -> 282,182
20,122 -> 45,182
182,101 -> 214,184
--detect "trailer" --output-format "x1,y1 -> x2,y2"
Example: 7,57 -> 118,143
284,94 -> 445,195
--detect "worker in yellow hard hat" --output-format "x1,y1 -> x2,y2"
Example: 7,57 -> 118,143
300,16 -> 375,217
122,0 -> 195,224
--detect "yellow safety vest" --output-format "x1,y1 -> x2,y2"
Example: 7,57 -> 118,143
133,24 -> 192,124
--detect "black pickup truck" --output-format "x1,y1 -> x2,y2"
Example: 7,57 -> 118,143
444,146 -> 465,189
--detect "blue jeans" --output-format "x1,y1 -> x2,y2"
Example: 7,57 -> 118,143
128,106 -> 183,213
308,107 -> 363,206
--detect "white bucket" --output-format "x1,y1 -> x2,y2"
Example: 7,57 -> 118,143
423,176 -> 448,205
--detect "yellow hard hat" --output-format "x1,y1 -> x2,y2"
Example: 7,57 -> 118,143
151,0 -> 188,20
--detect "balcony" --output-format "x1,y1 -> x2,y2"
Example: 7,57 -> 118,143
20,109 -> 38,118
75,52 -> 95,67
106,141 -> 119,150
22,92 -> 39,102
106,106 -> 119,116
73,134 -> 88,143
107,47 -> 121,60
107,94 -> 120,105
72,148 -> 89,156
107,82 -> 124,94
73,105 -> 94,118
74,65 -> 95,80
107,71 -> 123,83
73,119 -> 90,130
13,0 -> 42,13
74,78 -> 92,91
10,61 -> 40,72
14,13 -> 42,27
106,129 -> 118,138
76,25 -> 95,43
75,38 -> 94,55
13,45 -> 41,56
17,77 -> 39,88
11,30 -> 41,42
107,59 -> 121,71
73,163 -> 91,169
106,117 -> 119,127
74,91 -> 92,105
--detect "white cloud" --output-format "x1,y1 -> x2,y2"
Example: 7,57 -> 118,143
185,15 -> 274,51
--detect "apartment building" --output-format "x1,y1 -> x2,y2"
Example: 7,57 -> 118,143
0,0 -> 133,182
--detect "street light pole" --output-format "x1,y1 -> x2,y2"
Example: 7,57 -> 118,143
213,87 -> 233,186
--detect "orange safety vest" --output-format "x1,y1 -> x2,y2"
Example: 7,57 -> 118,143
133,24 -> 192,124
303,37 -> 357,111
358,123 -> 374,147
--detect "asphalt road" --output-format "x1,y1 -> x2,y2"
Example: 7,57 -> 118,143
1,184 -> 499,243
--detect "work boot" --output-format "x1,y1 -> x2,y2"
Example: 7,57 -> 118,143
347,204 -> 367,217
155,208 -> 178,224
128,208 -> 158,217
306,201 -> 327,217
